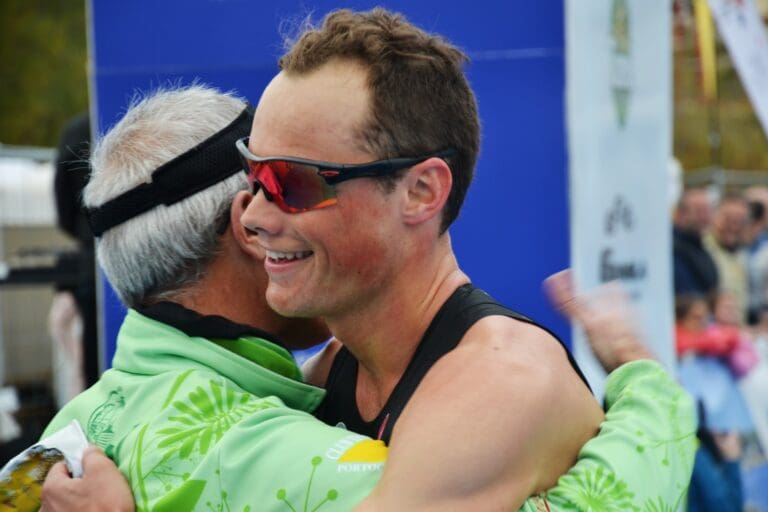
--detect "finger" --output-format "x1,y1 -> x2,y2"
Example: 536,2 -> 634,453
544,269 -> 573,310
81,444 -> 108,473
44,461 -> 71,484
543,269 -> 577,316
42,461 -> 73,510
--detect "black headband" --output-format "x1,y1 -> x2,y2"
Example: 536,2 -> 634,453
87,105 -> 253,237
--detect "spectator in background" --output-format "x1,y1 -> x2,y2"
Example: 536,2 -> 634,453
704,194 -> 750,324
675,292 -> 758,378
687,405 -> 745,512
744,185 -> 768,237
712,292 -> 760,378
675,294 -> 739,360
673,187 -> 718,298
745,187 -> 768,323
50,112 -> 98,395
744,199 -> 767,250
674,294 -> 749,512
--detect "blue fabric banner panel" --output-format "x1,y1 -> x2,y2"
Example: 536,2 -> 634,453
89,0 -> 570,369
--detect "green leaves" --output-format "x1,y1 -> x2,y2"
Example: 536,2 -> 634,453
155,379 -> 277,461
0,3 -> 87,146
150,479 -> 206,512
549,465 -> 640,511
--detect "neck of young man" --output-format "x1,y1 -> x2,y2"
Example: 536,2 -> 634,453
326,237 -> 470,419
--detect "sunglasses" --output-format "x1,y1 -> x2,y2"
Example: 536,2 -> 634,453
236,137 -> 456,213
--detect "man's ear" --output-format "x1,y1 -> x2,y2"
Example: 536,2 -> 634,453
401,157 -> 452,226
230,190 -> 264,261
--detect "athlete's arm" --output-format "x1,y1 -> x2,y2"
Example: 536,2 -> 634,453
356,318 -> 605,510
355,271 -> 695,511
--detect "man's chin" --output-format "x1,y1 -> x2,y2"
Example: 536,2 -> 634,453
267,291 -> 312,319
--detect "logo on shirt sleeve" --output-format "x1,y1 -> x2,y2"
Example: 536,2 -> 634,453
325,434 -> 387,472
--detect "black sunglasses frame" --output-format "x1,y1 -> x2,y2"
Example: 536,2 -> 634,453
236,137 -> 457,186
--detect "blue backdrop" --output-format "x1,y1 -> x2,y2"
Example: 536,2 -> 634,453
89,0 -> 571,368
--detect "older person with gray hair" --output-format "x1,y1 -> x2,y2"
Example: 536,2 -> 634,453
40,84 -> 694,512
87,87 -> 246,308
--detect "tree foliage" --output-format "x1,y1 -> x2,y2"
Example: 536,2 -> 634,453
0,1 -> 88,147
0,2 -> 765,173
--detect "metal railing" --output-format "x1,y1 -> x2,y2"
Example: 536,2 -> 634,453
0,144 -> 55,162
685,166 -> 768,188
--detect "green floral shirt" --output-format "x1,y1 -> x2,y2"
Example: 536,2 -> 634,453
44,310 -> 695,511
523,360 -> 697,512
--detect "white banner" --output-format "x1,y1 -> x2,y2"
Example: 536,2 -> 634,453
566,0 -> 675,398
709,0 -> 768,139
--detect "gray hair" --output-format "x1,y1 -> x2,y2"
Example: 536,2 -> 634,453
84,85 -> 249,307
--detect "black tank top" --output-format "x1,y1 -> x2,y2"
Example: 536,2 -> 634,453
314,283 -> 590,443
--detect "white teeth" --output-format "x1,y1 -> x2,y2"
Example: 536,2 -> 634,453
266,249 -> 312,262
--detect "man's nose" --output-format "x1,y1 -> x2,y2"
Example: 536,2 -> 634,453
241,188 -> 284,236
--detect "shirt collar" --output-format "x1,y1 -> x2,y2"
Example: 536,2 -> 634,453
135,301 -> 286,348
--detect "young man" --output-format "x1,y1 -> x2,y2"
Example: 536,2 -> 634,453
238,7 -> 601,503
40,85 -> 695,511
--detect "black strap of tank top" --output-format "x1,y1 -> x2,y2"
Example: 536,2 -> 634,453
315,284 -> 590,443
313,344 -> 363,430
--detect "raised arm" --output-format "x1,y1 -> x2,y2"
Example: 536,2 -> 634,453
544,269 -> 656,371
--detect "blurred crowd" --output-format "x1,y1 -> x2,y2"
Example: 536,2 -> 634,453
673,186 -> 768,510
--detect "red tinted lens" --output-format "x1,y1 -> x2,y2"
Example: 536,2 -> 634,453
248,160 -> 336,212
278,161 -> 337,210
250,162 -> 283,199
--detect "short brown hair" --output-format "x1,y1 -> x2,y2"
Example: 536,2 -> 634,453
279,8 -> 480,232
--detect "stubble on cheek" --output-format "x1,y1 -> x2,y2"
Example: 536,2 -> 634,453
329,205 -> 397,306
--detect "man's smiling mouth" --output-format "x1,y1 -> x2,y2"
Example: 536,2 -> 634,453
266,249 -> 313,262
